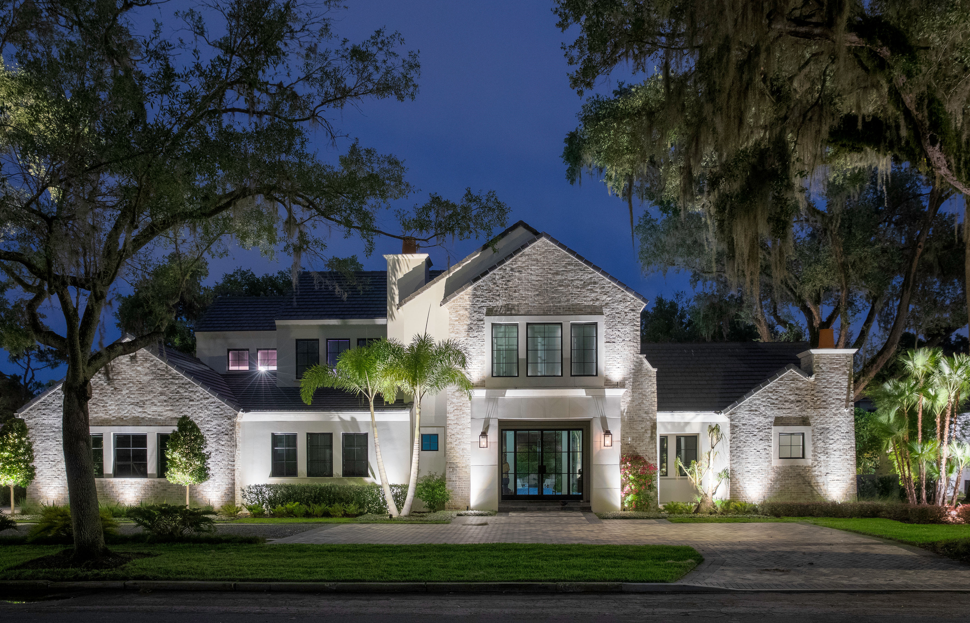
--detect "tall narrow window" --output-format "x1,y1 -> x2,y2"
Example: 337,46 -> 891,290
659,436 -> 668,477
327,339 -> 350,367
114,434 -> 148,478
527,323 -> 562,377
779,433 -> 805,459
271,433 -> 298,477
570,324 -> 597,376
228,349 -> 249,371
91,434 -> 104,478
157,433 -> 171,478
307,433 -> 333,477
295,340 -> 319,378
257,349 -> 277,371
676,435 -> 698,477
342,433 -> 368,477
491,324 -> 519,377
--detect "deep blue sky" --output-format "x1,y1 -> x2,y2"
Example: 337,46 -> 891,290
2,1 -> 689,383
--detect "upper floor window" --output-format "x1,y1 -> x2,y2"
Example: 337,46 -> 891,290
779,433 -> 805,459
295,339 -> 319,378
491,324 -> 518,377
228,349 -> 249,371
570,324 -> 597,376
327,339 -> 350,367
527,323 -> 562,377
257,349 -> 277,371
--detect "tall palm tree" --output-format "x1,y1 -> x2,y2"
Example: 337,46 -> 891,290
948,442 -> 970,506
384,334 -> 472,517
300,340 -> 401,517
871,408 -> 916,504
900,348 -> 941,445
930,355 -> 970,504
909,439 -> 939,504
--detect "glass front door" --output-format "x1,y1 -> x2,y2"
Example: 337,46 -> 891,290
501,429 -> 583,499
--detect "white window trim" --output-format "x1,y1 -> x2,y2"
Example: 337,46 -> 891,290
484,315 -> 606,385
772,426 -> 812,466
90,426 -> 176,479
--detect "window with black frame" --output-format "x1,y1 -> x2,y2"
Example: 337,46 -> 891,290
342,433 -> 368,477
570,323 -> 597,376
228,349 -> 249,371
676,435 -> 698,476
157,433 -> 171,478
257,349 -> 277,371
659,436 -> 668,477
779,432 -> 805,459
491,324 -> 518,377
271,433 -> 297,477
327,339 -> 350,367
307,433 -> 333,477
527,323 -> 562,376
114,434 -> 148,477
295,339 -> 319,378
91,434 -> 104,477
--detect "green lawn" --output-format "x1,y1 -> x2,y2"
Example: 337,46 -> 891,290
0,543 -> 702,583
227,517 -> 357,524
805,518 -> 970,545
666,516 -> 802,523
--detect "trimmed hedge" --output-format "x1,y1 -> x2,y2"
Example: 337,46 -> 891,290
241,483 -> 407,515
760,501 -> 949,524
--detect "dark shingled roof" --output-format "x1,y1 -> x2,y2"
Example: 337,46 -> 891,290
275,271 -> 388,321
222,372 -> 409,412
195,297 -> 284,332
641,342 -> 810,411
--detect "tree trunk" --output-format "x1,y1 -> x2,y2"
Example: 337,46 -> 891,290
186,485 -> 190,508
9,485 -> 13,514
965,201 -> 970,363
369,396 -> 400,517
400,395 -> 423,516
62,378 -> 107,562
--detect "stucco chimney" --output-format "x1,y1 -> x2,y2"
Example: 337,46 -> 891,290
384,252 -> 430,313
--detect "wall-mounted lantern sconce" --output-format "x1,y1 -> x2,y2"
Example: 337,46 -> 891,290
603,430 -> 613,448
479,432 -> 488,448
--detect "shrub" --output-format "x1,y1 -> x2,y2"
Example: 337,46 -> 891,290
415,472 -> 451,513
241,483 -> 406,514
717,500 -> 759,515
128,504 -> 215,539
329,503 -> 346,518
219,504 -> 243,518
29,505 -> 119,541
0,514 -> 16,532
309,503 -> 329,517
759,501 -> 950,523
957,505 -> 970,524
906,504 -> 949,524
662,501 -> 695,515
345,503 -> 361,517
620,454 -> 658,511
291,503 -> 308,518
245,503 -> 265,517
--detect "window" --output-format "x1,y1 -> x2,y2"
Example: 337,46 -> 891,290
327,339 -> 350,367
228,349 -> 249,371
307,433 -> 333,477
659,436 -> 668,477
676,435 -> 698,477
342,433 -> 368,477
257,349 -> 277,371
91,434 -> 104,478
357,338 -> 379,348
295,340 -> 319,378
570,324 -> 597,376
157,433 -> 171,478
421,434 -> 439,451
779,433 -> 805,459
527,323 -> 562,376
114,434 -> 148,478
271,433 -> 298,477
491,324 -> 519,377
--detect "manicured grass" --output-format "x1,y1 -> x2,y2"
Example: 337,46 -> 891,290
804,518 -> 970,545
228,517 -> 357,524
666,516 -> 802,523
0,543 -> 702,583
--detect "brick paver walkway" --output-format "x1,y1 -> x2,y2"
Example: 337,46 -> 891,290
270,513 -> 970,590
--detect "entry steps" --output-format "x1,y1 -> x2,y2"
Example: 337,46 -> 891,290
497,501 -> 591,512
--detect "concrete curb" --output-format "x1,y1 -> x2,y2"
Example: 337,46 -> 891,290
4,580 -> 970,594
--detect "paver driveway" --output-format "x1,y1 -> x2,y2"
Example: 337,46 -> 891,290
271,513 -> 970,590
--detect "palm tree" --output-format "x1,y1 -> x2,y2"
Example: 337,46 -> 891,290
870,408 -> 916,504
300,340 -> 400,517
900,348 -> 941,445
948,442 -> 970,506
909,439 -> 939,505
384,334 -> 472,517
930,354 -> 970,504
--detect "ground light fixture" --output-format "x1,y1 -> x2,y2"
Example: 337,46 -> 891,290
603,430 -> 613,447
479,432 -> 488,448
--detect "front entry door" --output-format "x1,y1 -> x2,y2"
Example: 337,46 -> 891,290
501,429 -> 583,499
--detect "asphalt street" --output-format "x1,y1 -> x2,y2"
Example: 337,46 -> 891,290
2,590 -> 970,622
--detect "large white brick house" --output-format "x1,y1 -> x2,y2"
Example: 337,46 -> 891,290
19,221 -> 857,511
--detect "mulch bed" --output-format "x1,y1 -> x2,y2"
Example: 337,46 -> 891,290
12,549 -> 156,571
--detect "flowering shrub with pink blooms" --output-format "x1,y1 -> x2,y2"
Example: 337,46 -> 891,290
620,454 -> 658,511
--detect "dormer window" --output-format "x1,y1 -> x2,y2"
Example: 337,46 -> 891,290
527,323 -> 562,377
228,349 -> 249,371
491,324 -> 518,377
257,349 -> 277,371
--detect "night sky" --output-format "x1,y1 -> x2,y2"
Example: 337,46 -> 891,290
3,1 -> 690,382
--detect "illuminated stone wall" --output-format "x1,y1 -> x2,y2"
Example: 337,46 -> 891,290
20,349 -> 238,508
